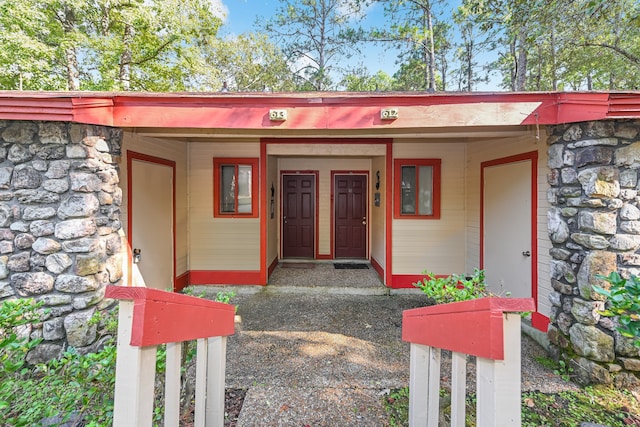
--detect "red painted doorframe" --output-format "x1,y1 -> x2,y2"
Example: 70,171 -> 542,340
280,171 -> 320,259
126,150 -> 177,291
331,171 -> 369,259
480,151 -> 546,330
262,138 -> 393,284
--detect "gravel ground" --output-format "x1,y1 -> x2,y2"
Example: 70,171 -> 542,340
217,289 -> 579,427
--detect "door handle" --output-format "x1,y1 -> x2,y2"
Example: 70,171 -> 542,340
522,250 -> 531,257
283,216 -> 288,224
133,248 -> 142,263
362,216 -> 366,225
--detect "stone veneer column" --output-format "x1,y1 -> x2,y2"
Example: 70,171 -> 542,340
547,119 -> 640,387
0,120 -> 123,362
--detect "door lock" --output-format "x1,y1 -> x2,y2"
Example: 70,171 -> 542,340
522,250 -> 531,257
133,248 -> 142,263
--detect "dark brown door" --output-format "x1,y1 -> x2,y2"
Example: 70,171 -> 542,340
282,175 -> 315,258
335,175 -> 367,258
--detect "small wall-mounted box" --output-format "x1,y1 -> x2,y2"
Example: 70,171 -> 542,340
269,109 -> 288,121
380,107 -> 399,120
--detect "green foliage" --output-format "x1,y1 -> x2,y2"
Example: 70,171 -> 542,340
261,0 -> 367,90
414,268 -> 488,304
0,299 -> 44,373
594,271 -> 640,347
382,388 -> 409,427
535,356 -> 574,382
0,301 -> 117,426
384,385 -> 640,426
0,290 -> 237,426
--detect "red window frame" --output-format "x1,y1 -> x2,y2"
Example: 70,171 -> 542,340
213,158 -> 259,218
393,158 -> 441,219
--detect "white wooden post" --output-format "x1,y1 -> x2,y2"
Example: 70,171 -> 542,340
112,301 -> 157,427
476,313 -> 522,427
164,341 -> 182,427
409,344 -> 441,427
409,344 -> 429,426
194,338 -> 208,427
450,351 -> 467,427
206,336 -> 228,427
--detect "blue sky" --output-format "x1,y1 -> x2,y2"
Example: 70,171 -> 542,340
213,0 -> 501,90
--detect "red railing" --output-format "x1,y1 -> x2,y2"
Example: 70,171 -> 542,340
403,297 -> 535,427
105,286 -> 235,427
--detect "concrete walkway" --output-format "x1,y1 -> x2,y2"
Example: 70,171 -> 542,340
189,263 -> 561,426
225,291 -> 426,426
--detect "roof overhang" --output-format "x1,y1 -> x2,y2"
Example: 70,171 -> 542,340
0,91 -> 638,140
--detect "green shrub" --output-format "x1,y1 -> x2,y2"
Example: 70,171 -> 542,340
0,290 -> 237,426
0,298 -> 44,374
414,268 -> 488,304
594,271 -> 640,347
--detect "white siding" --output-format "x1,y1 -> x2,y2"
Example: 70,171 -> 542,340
371,156 -> 386,267
465,130 -> 552,317
537,129 -> 552,318
189,142 -> 261,270
121,132 -> 188,276
267,154 -> 278,266
392,142 -> 467,275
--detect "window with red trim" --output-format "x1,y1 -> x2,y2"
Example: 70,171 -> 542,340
394,159 -> 441,219
213,158 -> 259,218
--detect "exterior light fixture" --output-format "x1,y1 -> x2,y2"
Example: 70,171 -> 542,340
380,107 -> 399,120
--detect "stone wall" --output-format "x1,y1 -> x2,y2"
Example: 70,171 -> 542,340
547,119 -> 640,387
0,121 -> 123,363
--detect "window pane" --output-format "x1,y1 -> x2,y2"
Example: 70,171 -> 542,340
418,166 -> 433,215
237,165 -> 252,213
401,166 -> 416,214
220,165 -> 236,213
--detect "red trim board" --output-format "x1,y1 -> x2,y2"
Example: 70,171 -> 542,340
371,257 -> 384,282
403,297 -> 535,360
385,143 -> 393,286
480,151 -> 540,328
279,171 -> 319,259
126,151 -> 177,291
105,286 -> 235,346
260,142 -> 268,284
175,272 -> 189,293
331,171 -> 369,260
189,270 -> 264,286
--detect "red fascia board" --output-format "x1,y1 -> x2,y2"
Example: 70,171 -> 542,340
608,93 -> 640,118
0,97 -> 74,121
1,91 -> 640,128
105,286 -> 235,347
71,97 -> 114,126
402,297 -> 535,360
521,92 -> 611,125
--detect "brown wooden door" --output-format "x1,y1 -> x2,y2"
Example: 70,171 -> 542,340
335,175 -> 367,259
282,175 -> 315,258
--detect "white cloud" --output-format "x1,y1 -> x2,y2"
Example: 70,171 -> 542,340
210,0 -> 229,21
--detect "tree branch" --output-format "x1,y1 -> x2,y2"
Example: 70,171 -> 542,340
580,42 -> 640,65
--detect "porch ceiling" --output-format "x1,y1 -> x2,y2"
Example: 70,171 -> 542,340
129,125 -> 534,143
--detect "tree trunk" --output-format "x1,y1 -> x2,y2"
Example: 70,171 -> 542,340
119,23 -> 134,91
62,6 -> 79,91
515,28 -> 527,91
466,40 -> 473,92
550,24 -> 557,91
510,40 -> 517,91
65,47 -> 80,91
427,5 -> 436,91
